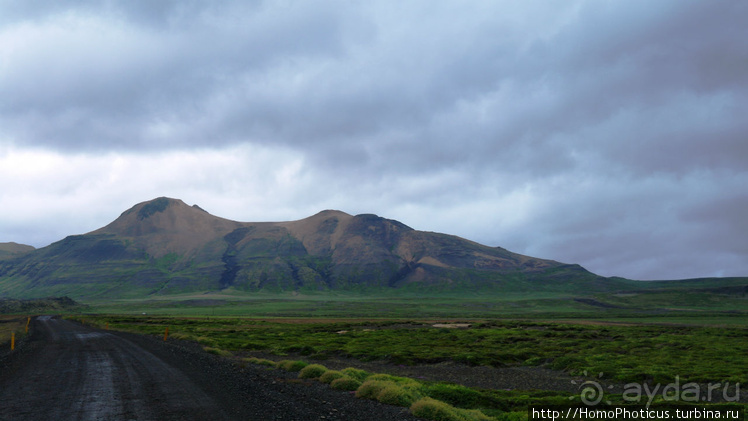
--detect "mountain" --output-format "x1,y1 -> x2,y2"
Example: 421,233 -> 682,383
0,242 -> 35,260
0,197 -> 606,299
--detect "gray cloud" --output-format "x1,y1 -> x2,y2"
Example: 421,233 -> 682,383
1,0 -> 746,280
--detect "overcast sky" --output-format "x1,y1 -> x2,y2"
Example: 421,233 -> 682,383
1,1 -> 746,280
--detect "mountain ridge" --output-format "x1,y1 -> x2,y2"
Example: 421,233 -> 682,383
0,242 -> 35,260
0,197 -> 605,299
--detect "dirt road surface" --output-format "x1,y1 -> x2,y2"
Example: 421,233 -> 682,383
0,316 -> 417,421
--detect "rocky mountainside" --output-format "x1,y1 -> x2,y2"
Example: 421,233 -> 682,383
0,197 -> 605,298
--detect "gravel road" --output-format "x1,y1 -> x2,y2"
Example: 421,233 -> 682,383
0,316 -> 418,421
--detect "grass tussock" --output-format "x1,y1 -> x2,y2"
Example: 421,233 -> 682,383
243,357 -> 277,367
374,383 -> 421,407
340,367 -> 370,381
168,332 -> 191,341
319,370 -> 345,384
195,336 -> 216,347
410,397 -> 493,421
203,346 -> 232,357
298,364 -> 327,379
366,373 -> 419,386
355,380 -> 392,399
214,354 -> 519,419
330,376 -> 361,391
276,360 -> 308,372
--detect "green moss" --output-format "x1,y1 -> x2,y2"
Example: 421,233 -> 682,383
376,384 -> 421,407
410,397 -> 493,421
341,367 -> 370,381
330,376 -> 361,391
276,360 -> 308,372
298,364 -> 327,379
203,346 -> 232,357
319,370 -> 345,384
243,357 -> 277,367
356,380 -> 392,399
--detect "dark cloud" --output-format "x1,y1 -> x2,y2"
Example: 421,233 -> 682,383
1,0 -> 746,279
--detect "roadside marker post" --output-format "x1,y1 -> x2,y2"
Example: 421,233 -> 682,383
164,327 -> 169,341
26,317 -> 30,333
11,332 -> 14,350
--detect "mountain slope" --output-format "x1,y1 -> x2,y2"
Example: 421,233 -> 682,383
92,197 -> 244,258
0,242 -> 35,260
0,197 -> 604,299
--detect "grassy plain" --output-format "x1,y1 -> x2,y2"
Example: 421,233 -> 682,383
78,283 -> 748,321
48,282 -> 748,420
74,316 -> 748,385
71,310 -> 747,420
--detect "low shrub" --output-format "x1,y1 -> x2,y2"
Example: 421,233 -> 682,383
298,364 -> 327,379
276,360 -> 308,372
330,376 -> 361,391
319,370 -> 345,384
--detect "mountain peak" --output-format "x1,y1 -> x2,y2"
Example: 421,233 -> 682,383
114,197 -> 184,220
312,209 -> 352,218
93,197 -> 243,257
136,197 -> 175,220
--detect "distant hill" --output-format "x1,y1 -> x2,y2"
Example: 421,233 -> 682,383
0,296 -> 82,314
0,242 -> 35,260
0,197 -> 613,299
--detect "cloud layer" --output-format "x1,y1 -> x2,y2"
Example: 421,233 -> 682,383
2,0 -> 746,280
